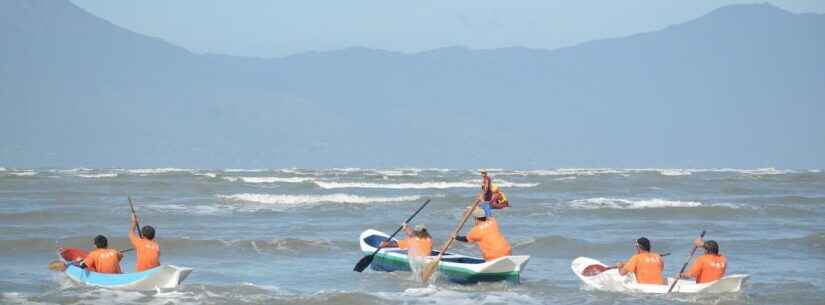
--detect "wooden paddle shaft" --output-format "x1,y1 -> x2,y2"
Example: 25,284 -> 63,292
128,197 -> 142,238
668,231 -> 706,293
424,199 -> 481,264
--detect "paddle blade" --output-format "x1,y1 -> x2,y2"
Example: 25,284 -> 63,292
353,255 -> 374,272
581,264 -> 610,276
420,260 -> 439,283
48,260 -> 67,272
59,247 -> 88,261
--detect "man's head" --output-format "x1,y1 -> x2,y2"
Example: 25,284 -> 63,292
94,235 -> 108,249
141,225 -> 156,240
480,170 -> 487,176
635,237 -> 651,252
472,207 -> 487,222
703,240 -> 719,255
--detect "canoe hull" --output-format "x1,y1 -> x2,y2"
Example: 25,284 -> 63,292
64,264 -> 193,291
360,229 -> 528,284
571,257 -> 749,294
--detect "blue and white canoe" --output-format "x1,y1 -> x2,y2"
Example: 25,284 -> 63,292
59,248 -> 192,291
360,229 -> 529,284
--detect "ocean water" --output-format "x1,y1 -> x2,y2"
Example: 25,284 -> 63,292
0,167 -> 823,305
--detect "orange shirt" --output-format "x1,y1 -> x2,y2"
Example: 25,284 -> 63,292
129,230 -> 160,272
84,248 -> 122,274
397,237 -> 433,257
686,254 -> 726,283
467,217 -> 512,260
623,252 -> 664,284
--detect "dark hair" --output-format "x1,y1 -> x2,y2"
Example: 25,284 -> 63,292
703,240 -> 719,254
416,228 -> 431,239
94,235 -> 108,248
141,226 -> 156,240
636,237 -> 651,251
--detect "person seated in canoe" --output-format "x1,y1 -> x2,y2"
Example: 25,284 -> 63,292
79,235 -> 123,274
616,237 -> 665,285
489,184 -> 510,210
680,238 -> 726,283
129,214 -> 160,272
455,207 -> 512,260
380,224 -> 433,258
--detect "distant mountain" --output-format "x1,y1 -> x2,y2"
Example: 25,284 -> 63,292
1,0 -> 823,168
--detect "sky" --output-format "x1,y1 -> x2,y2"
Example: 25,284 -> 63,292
70,0 -> 825,58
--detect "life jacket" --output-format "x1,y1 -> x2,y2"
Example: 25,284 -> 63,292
490,191 -> 509,209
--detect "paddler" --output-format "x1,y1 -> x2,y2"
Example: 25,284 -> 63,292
380,224 -> 433,258
616,237 -> 665,285
455,208 -> 512,260
478,170 -> 494,217
129,214 -> 160,272
679,238 -> 726,283
80,235 -> 123,274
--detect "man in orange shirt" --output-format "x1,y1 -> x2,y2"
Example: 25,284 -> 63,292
81,235 -> 123,274
617,237 -> 665,285
381,224 -> 433,258
129,214 -> 160,272
455,208 -> 512,260
680,239 -> 726,283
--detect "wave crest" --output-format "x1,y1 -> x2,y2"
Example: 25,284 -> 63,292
218,193 -> 424,205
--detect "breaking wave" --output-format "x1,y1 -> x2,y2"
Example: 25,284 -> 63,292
313,180 -> 538,189
217,193 -> 424,205
569,198 -> 705,209
223,176 -> 315,184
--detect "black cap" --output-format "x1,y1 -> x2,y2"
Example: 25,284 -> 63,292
636,237 -> 651,251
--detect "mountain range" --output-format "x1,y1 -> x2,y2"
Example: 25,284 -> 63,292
1,0 -> 823,168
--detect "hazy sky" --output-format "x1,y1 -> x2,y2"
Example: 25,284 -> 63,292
72,0 -> 825,58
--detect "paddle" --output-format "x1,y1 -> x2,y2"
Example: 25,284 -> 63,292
581,253 -> 671,276
128,196 -> 142,239
48,248 -> 134,271
420,198 -> 481,283
353,199 -> 431,272
667,230 -> 706,293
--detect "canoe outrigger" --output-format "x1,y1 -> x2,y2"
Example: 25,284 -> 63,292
359,229 -> 529,284
571,257 -> 749,294
56,247 -> 192,291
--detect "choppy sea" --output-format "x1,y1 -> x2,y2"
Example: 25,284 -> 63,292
0,167 -> 823,305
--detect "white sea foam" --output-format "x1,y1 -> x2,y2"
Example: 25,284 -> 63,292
553,176 -> 577,181
76,173 -> 118,178
570,198 -> 703,209
195,172 -> 217,178
224,168 -> 269,173
658,169 -> 693,176
218,193 -> 424,205
223,176 -> 315,184
8,171 -> 37,176
313,180 -> 538,189
376,287 -> 541,305
127,168 -> 193,175
0,167 -> 6,171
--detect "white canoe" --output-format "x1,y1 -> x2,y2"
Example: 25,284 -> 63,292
571,257 -> 749,294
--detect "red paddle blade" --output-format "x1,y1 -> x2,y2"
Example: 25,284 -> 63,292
60,247 -> 89,261
581,264 -> 609,276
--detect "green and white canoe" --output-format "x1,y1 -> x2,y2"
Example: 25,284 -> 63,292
359,229 -> 529,284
